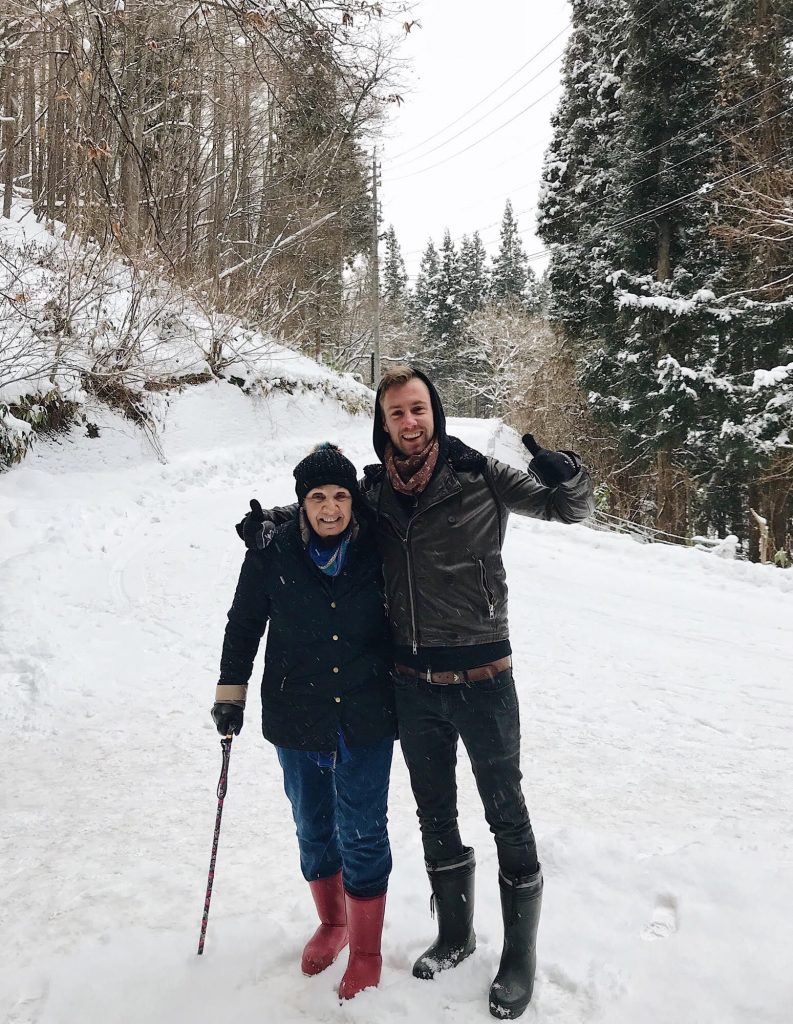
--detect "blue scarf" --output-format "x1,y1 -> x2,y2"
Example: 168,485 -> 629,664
308,526 -> 351,577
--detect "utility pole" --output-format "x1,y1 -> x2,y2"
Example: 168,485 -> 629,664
371,147 -> 381,385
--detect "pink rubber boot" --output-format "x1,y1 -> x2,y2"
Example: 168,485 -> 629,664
301,871 -> 349,976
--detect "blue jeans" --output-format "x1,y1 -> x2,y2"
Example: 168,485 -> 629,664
276,734 -> 394,898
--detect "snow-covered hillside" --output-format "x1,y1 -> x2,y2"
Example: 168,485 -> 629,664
1,382 -> 792,1024
0,200 -> 372,468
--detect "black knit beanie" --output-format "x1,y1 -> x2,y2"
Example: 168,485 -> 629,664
293,443 -> 360,504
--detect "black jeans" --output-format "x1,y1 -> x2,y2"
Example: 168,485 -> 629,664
393,669 -> 538,877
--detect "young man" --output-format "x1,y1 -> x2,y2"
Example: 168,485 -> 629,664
238,366 -> 595,1019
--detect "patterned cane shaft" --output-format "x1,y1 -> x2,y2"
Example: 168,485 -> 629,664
197,736 -> 233,955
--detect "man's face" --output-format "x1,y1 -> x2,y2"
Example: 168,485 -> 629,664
381,378 -> 435,456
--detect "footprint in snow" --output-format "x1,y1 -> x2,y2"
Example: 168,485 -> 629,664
641,893 -> 679,941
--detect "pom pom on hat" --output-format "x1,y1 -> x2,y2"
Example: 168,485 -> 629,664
294,442 -> 360,503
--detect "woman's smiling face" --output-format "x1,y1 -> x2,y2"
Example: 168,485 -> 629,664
303,484 -> 353,537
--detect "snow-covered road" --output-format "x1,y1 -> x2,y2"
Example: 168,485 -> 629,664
2,382 -> 792,1024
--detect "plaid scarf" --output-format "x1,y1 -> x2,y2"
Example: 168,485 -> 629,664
384,437 -> 440,496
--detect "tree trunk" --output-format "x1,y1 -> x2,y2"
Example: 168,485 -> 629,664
2,51 -> 16,218
655,447 -> 689,540
46,29 -> 57,226
27,51 -> 39,207
119,0 -> 143,247
656,217 -> 671,281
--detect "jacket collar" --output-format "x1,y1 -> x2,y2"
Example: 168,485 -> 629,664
377,457 -> 462,533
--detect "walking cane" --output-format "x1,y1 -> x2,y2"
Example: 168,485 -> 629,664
197,734 -> 233,955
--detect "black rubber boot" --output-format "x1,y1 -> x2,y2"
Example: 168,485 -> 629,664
412,847 -> 476,979
489,867 -> 543,1019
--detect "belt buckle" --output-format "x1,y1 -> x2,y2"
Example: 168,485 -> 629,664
426,667 -> 432,683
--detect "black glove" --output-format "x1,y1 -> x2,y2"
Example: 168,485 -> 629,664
211,702 -> 244,736
235,498 -> 275,551
522,433 -> 579,487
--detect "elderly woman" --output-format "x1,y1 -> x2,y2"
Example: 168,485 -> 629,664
211,443 -> 395,999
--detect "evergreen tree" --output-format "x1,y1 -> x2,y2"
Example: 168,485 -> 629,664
585,0 -> 735,539
538,0 -> 793,555
491,199 -> 530,306
378,223 -> 414,363
522,265 -> 542,313
541,0 -> 750,539
698,0 -> 793,557
413,231 -> 466,402
429,229 -> 465,342
381,224 -> 408,312
458,231 -> 490,313
411,238 -> 439,327
537,0 -> 628,337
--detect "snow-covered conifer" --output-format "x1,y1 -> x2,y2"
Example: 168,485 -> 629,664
458,231 -> 490,313
491,200 -> 530,306
381,224 -> 408,312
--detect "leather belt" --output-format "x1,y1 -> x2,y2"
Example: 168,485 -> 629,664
394,656 -> 512,685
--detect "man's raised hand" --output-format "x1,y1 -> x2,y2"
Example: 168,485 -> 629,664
522,434 -> 579,487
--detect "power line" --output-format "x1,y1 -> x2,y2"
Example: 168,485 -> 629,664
384,49 -> 565,173
385,3 -> 793,274
610,147 -> 793,234
394,76 -> 793,262
388,82 -> 562,184
522,143 -> 793,264
382,0 -> 678,189
627,74 -> 793,163
402,145 -> 793,274
472,95 -> 793,244
383,21 -> 571,165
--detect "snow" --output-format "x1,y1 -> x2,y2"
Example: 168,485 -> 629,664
0,199 -> 372,418
616,290 -> 713,315
753,363 -> 793,390
2,384 -> 793,1024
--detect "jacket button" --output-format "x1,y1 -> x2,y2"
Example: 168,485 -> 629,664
448,515 -> 457,524
332,634 -> 339,641
332,666 -> 339,673
331,601 -> 337,608
335,696 -> 341,703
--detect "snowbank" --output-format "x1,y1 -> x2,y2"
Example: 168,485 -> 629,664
2,386 -> 792,1024
0,200 -> 373,468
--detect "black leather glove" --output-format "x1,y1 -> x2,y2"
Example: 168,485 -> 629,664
211,702 -> 244,736
235,498 -> 275,551
522,433 -> 579,487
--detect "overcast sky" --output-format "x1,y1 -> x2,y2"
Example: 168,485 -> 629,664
378,0 -> 571,280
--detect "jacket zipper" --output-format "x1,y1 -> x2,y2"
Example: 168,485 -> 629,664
477,558 -> 496,619
378,509 -> 418,653
404,491 -> 456,653
405,539 -> 419,654
381,490 -> 455,654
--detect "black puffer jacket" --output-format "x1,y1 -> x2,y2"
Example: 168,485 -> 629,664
363,371 -> 596,651
219,516 -> 395,750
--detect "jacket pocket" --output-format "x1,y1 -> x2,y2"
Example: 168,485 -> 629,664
476,558 -> 496,620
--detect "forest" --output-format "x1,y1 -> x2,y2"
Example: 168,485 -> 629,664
1,0 -> 792,561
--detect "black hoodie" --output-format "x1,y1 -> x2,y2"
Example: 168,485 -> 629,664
372,368 -> 448,463
361,371 -> 595,660
367,369 -> 487,484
